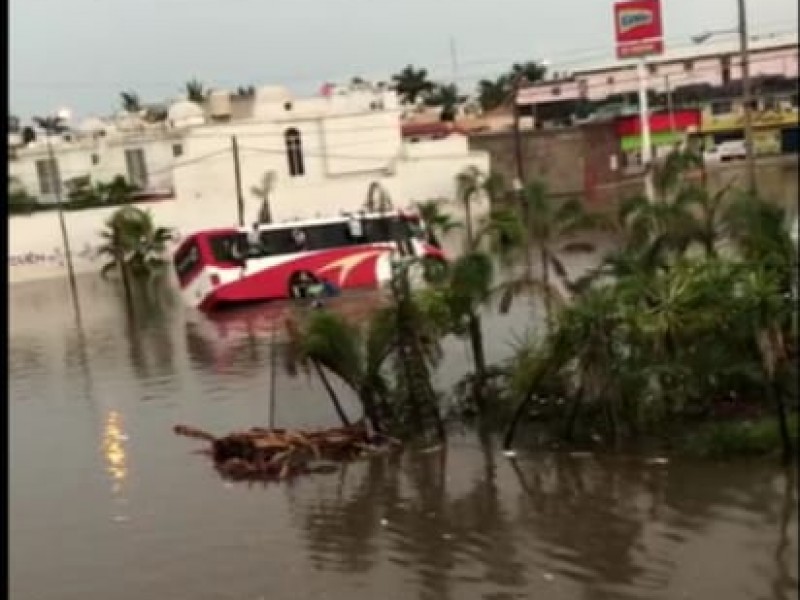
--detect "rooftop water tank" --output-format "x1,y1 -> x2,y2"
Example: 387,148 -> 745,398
208,90 -> 232,119
168,100 -> 205,128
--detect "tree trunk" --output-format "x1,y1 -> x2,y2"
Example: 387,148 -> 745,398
540,246 -> 552,330
467,310 -> 487,412
463,192 -> 474,251
503,387 -> 536,450
768,377 -> 793,466
562,386 -> 584,442
312,361 -> 351,427
118,256 -> 135,311
358,386 -> 384,435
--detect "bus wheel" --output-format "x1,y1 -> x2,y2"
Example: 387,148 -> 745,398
288,270 -> 320,299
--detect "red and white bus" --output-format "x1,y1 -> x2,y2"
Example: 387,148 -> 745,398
172,211 -> 445,311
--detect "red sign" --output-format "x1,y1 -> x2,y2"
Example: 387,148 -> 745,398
614,0 -> 664,59
615,110 -> 701,136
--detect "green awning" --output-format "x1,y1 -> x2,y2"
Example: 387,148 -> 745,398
621,131 -> 683,151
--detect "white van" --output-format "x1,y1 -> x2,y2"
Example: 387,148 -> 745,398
703,140 -> 747,162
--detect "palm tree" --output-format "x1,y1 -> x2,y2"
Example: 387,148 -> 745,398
251,171 -> 276,224
284,305 -> 397,434
415,199 -> 461,249
389,256 -> 446,442
98,206 -> 174,305
185,78 -> 206,103
496,180 -> 598,327
509,61 -> 548,85
425,83 -> 462,121
120,90 -> 141,113
477,76 -> 511,112
391,65 -> 434,105
364,181 -> 392,213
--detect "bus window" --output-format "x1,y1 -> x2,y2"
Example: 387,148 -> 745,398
362,217 -> 394,243
260,229 -> 296,255
305,223 -> 353,250
208,234 -> 242,263
174,240 -> 200,281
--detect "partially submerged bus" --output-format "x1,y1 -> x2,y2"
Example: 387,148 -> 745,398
172,211 -> 445,310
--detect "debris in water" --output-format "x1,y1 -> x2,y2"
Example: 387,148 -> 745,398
174,422 -> 401,482
502,449 -> 517,458
569,451 -> 593,459
380,518 -> 389,527
646,457 -> 669,465
543,572 -> 555,582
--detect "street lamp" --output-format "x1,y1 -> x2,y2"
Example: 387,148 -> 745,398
692,0 -> 756,194
33,109 -> 78,291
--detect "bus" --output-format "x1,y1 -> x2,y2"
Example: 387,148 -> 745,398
172,210 -> 445,311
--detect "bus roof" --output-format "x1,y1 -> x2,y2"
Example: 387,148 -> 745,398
189,210 -> 421,237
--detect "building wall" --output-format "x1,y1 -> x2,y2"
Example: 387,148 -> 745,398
519,42 -> 799,106
8,87 -> 490,284
9,135 -> 489,284
10,130 -> 184,201
468,122 -> 621,200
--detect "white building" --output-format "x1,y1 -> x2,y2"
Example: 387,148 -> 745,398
8,82 -> 490,283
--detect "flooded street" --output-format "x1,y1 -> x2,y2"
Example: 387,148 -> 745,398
9,275 -> 798,600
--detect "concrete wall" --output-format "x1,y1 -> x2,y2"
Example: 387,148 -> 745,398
469,122 -> 621,200
469,126 -> 799,211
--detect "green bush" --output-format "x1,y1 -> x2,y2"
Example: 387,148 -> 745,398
678,414 -> 799,459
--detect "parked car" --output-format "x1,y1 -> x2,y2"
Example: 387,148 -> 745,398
703,140 -> 747,162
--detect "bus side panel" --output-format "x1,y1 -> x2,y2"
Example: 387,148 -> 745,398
209,244 -> 393,304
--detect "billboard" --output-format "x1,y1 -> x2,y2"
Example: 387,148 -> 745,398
614,0 -> 664,59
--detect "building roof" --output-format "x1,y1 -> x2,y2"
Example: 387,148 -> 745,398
400,122 -> 467,137
569,31 -> 798,76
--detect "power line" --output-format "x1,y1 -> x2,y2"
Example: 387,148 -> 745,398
11,27 -> 795,93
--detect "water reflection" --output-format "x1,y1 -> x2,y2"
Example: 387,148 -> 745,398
283,442 -> 798,600
101,410 -> 129,495
8,276 -> 799,600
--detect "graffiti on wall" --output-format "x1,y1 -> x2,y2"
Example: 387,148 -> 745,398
9,231 -> 183,269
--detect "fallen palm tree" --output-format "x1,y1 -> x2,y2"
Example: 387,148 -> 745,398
174,422 -> 401,481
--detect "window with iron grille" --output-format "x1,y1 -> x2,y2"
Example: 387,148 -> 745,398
35,158 -> 60,195
124,148 -> 148,189
284,128 -> 305,177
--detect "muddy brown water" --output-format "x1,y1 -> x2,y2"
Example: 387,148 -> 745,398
9,275 -> 798,600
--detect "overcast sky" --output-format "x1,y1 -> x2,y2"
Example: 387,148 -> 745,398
10,0 -> 798,121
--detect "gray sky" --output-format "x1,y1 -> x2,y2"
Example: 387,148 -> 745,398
10,0 -> 798,121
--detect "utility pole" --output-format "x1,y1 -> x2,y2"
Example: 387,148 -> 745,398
512,74 -> 526,187
449,37 -> 459,84
511,74 -> 533,278
665,73 -> 676,134
737,0 -> 757,194
636,59 -> 655,202
231,135 -> 245,226
41,116 -> 79,296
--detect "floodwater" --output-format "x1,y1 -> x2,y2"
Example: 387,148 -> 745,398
9,275 -> 799,600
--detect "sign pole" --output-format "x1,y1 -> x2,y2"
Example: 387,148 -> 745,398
636,58 -> 655,202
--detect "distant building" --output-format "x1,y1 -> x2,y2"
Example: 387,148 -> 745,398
516,32 -> 798,116
8,81 -> 490,283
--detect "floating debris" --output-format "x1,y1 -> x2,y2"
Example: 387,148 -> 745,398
174,423 -> 401,482
645,457 -> 670,466
502,449 -> 518,458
